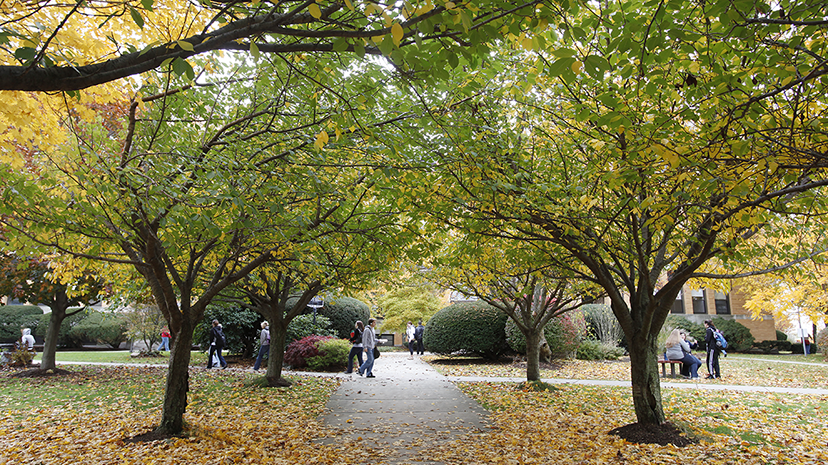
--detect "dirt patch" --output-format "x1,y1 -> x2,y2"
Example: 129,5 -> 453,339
608,422 -> 697,447
8,367 -> 74,378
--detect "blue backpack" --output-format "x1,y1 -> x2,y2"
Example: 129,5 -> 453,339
714,330 -> 728,349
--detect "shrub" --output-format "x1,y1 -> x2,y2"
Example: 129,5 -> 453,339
505,313 -> 582,359
307,338 -> 351,371
36,309 -> 89,348
581,304 -> 623,347
314,296 -> 370,339
196,304 -> 262,357
285,314 -> 336,346
576,340 -> 625,360
423,301 -> 509,359
284,335 -> 335,369
0,305 -> 44,343
776,330 -> 789,341
68,311 -> 128,348
752,340 -> 791,353
664,316 -> 706,348
8,346 -> 35,367
712,317 -> 754,352
790,342 -> 819,354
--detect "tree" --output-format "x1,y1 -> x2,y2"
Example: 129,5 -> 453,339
0,0 -> 549,91
376,284 -> 442,333
0,253 -> 109,370
432,236 -> 589,381
393,1 -> 828,426
123,304 -> 166,353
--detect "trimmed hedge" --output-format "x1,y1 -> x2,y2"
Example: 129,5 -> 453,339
68,311 -> 128,348
0,305 -> 44,343
423,301 -> 509,359
712,317 -> 754,352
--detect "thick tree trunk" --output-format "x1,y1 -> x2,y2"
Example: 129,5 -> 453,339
266,323 -> 291,387
627,335 -> 666,425
525,329 -> 542,382
39,308 -> 64,371
157,322 -> 193,434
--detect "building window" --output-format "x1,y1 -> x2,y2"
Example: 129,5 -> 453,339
671,290 -> 684,314
692,289 -> 706,314
714,291 -> 731,314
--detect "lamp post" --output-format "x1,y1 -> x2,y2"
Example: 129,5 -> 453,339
308,296 -> 324,325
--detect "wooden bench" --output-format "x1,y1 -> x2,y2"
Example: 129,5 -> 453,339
657,359 -> 684,378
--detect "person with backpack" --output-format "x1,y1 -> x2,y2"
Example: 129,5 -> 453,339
704,320 -> 722,379
207,319 -> 228,369
344,320 -> 364,374
414,320 -> 425,355
253,321 -> 270,371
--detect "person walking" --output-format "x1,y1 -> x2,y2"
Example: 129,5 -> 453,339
253,321 -> 270,371
344,321 -> 364,374
207,320 -> 228,369
19,328 -> 35,352
665,329 -> 701,379
157,327 -> 171,352
704,319 -> 721,379
406,321 -> 416,359
358,318 -> 377,378
414,320 -> 425,355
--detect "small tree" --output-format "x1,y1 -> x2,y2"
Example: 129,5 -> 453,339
123,305 -> 166,354
581,304 -> 623,347
377,285 -> 442,334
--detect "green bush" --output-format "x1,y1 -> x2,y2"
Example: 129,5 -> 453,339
664,316 -> 706,348
0,305 -> 44,343
67,311 -> 128,348
790,342 -> 819,354
307,338 -> 351,371
423,301 -> 509,359
776,330 -> 789,341
313,296 -> 370,339
285,314 -> 336,346
576,340 -> 625,360
36,309 -> 89,348
196,304 -> 262,357
712,317 -> 754,352
505,313 -> 581,359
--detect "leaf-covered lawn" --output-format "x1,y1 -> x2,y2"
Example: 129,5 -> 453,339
425,355 -> 828,389
0,366 -> 378,464
434,383 -> 828,464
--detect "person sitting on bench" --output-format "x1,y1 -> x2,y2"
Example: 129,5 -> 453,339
665,329 -> 701,379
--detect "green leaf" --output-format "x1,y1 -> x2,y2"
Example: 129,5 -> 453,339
141,0 -> 154,11
171,57 -> 194,80
332,37 -> 350,52
177,40 -> 194,52
14,47 -> 37,63
584,55 -> 610,78
353,42 -> 365,58
547,56 -> 576,77
129,8 -> 145,29
250,41 -> 260,58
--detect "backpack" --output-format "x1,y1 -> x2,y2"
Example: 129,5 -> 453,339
414,325 -> 424,340
214,327 -> 226,346
714,330 -> 728,349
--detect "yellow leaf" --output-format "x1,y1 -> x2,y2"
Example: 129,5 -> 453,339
571,60 -> 583,74
308,3 -> 322,18
391,23 -> 404,46
177,40 -> 194,52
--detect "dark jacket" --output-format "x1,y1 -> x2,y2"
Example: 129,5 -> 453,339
704,328 -> 717,351
414,324 -> 425,340
211,326 -> 225,348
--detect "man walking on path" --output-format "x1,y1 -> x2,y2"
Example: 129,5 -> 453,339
414,320 -> 425,355
358,318 -> 377,378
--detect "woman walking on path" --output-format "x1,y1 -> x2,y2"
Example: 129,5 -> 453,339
406,321 -> 416,359
345,321 -> 364,374
358,318 -> 377,378
207,320 -> 228,369
253,321 -> 270,371
704,320 -> 722,379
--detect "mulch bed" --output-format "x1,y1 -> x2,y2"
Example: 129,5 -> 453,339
608,422 -> 697,446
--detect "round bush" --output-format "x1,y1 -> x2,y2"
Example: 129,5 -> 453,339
307,338 -> 351,371
712,317 -> 754,352
506,314 -> 581,358
423,301 -> 508,359
68,311 -> 128,348
285,314 -> 336,346
314,296 -> 370,339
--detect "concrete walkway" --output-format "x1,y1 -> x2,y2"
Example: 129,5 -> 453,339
316,352 -> 490,464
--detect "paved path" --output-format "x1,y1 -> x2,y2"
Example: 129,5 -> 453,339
316,352 -> 490,464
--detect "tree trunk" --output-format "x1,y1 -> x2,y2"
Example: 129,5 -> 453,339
157,322 -> 193,434
39,307 -> 64,371
266,322 -> 291,387
524,329 -> 542,382
627,334 -> 666,425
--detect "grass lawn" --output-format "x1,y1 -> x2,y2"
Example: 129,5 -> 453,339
32,350 -> 209,366
425,353 -> 828,389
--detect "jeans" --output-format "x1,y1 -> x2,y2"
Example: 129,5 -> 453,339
416,339 -> 424,355
253,344 -> 269,371
673,353 -> 701,378
346,346 -> 363,373
208,345 -> 226,368
359,347 -> 375,376
157,337 -> 170,351
408,340 -> 415,355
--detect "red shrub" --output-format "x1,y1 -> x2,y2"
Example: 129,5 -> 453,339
284,335 -> 335,368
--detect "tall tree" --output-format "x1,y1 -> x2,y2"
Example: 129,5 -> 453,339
393,0 -> 828,426
0,253 -> 109,370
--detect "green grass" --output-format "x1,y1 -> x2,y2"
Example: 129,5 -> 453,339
32,350 -> 209,366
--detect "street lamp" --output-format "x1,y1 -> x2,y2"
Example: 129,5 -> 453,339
308,296 -> 324,325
